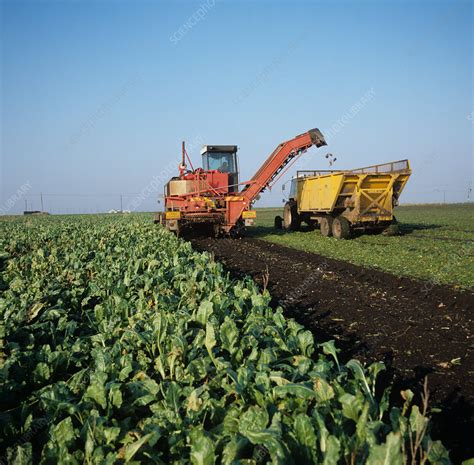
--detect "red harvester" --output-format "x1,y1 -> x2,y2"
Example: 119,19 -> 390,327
156,128 -> 327,236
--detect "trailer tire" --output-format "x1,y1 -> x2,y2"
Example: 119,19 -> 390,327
320,217 -> 333,237
332,217 -> 351,239
283,201 -> 300,231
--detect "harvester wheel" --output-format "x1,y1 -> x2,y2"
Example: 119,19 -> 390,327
283,201 -> 300,231
171,224 -> 181,237
332,217 -> 351,239
230,220 -> 244,238
320,217 -> 333,237
274,216 -> 283,230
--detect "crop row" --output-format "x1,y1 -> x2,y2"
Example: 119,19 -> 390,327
0,215 -> 450,464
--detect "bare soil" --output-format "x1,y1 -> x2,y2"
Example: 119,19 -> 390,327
190,236 -> 474,462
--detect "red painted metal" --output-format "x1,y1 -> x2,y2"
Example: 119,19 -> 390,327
227,129 -> 327,229
179,141 -> 195,176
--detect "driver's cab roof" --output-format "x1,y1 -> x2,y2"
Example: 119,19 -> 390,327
200,145 -> 238,155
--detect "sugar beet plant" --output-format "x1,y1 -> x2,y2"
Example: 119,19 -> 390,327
0,215 -> 450,464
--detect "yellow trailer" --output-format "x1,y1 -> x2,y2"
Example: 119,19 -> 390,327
281,159 -> 411,239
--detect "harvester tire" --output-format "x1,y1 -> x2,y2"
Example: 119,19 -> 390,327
332,217 -> 351,239
274,216 -> 283,229
154,212 -> 163,225
320,217 -> 333,237
171,225 -> 180,238
283,201 -> 300,231
230,219 -> 244,238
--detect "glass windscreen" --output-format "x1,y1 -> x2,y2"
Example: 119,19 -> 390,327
203,152 -> 237,173
290,178 -> 298,199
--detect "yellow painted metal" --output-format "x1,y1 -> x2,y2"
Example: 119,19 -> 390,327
165,211 -> 181,219
296,159 -> 411,224
242,210 -> 257,219
298,173 -> 345,212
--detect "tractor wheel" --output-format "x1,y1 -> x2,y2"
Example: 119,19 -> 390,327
320,216 -> 334,237
274,216 -> 283,230
283,201 -> 300,231
332,216 -> 351,239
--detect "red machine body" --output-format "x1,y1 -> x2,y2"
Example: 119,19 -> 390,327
183,169 -> 229,194
157,128 -> 327,235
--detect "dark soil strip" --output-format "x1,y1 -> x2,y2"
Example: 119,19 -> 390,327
190,236 -> 474,462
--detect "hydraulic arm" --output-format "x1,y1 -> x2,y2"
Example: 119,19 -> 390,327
240,128 -> 327,204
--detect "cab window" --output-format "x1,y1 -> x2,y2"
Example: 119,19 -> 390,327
289,178 -> 298,199
203,153 -> 236,173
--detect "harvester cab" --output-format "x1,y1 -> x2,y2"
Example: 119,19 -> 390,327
201,145 -> 239,193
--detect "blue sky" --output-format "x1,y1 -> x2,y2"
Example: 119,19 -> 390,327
1,0 -> 472,213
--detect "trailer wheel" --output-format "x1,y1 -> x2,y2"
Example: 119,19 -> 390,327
283,201 -> 300,231
332,217 -> 351,239
320,217 -> 333,237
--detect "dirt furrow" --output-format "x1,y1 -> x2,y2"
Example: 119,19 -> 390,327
190,236 -> 474,462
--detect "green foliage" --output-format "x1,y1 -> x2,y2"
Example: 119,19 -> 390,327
0,214 -> 450,463
254,204 -> 474,288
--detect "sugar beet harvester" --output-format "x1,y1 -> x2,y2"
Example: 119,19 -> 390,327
156,128 -> 327,236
